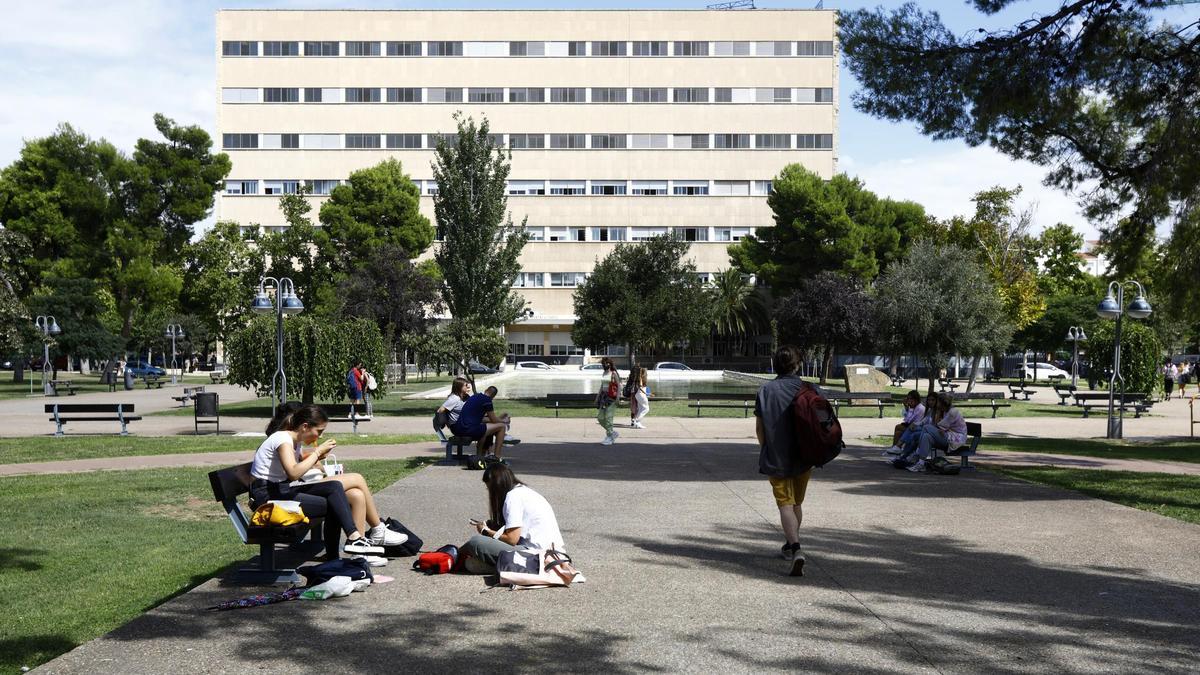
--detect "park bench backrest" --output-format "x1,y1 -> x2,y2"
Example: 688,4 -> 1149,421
208,462 -> 254,544
828,392 -> 894,400
44,403 -> 136,413
544,393 -> 596,401
687,392 -> 757,401
951,393 -> 1003,401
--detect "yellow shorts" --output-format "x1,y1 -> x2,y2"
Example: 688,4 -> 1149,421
768,470 -> 813,507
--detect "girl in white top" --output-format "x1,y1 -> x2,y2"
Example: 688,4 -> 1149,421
250,403 -> 406,555
459,463 -> 566,574
437,377 -> 471,426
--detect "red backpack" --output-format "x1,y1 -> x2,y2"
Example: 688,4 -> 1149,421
791,383 -> 844,467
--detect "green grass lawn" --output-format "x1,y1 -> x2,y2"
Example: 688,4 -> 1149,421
987,466 -> 1200,526
0,433 -> 437,465
0,459 -> 430,673
863,435 -> 1200,464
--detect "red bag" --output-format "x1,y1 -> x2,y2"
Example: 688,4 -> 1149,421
411,545 -> 459,574
791,383 -> 844,467
606,374 -> 619,399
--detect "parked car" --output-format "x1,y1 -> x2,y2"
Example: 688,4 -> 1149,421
579,363 -> 604,371
126,361 -> 166,377
654,361 -> 693,371
468,361 -> 499,374
515,360 -> 554,371
1016,362 -> 1069,381
0,359 -> 12,370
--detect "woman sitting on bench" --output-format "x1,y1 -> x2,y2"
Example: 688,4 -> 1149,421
437,377 -> 471,427
893,393 -> 966,473
884,390 -> 927,456
458,463 -> 566,574
250,403 -> 407,558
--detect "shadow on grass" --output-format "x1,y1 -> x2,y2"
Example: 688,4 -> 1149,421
0,634 -> 78,673
0,547 -> 45,571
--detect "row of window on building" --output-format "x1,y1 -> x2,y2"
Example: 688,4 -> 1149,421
222,86 -> 834,105
511,266 -> 740,289
222,40 -> 834,58
224,178 -> 775,198
235,223 -> 755,244
221,132 -> 834,151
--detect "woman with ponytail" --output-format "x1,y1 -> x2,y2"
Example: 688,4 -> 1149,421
250,403 -> 407,556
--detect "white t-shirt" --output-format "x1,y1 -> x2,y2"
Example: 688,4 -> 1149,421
502,484 -> 565,552
250,430 -> 302,483
441,395 -> 465,425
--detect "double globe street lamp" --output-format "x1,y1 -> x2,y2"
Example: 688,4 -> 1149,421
251,277 -> 303,414
164,324 -> 185,385
1065,326 -> 1087,388
34,315 -> 62,396
1095,281 -> 1152,439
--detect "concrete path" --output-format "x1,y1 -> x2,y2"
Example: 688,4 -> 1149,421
38,443 -> 1200,674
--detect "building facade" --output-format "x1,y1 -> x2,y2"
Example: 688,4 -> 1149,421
215,9 -> 838,364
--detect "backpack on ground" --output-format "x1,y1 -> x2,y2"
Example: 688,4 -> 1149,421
412,545 -> 459,574
298,557 -> 373,586
382,517 -> 423,557
791,383 -> 845,468
927,456 -> 961,475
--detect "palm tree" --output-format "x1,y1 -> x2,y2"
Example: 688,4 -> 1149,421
710,269 -> 769,341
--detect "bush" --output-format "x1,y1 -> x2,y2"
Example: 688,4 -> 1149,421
1086,320 -> 1162,394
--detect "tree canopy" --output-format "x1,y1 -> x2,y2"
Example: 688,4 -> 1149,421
317,158 -> 433,272
840,1 -> 1200,278
774,272 -> 876,383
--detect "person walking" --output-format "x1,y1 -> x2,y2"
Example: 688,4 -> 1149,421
1162,359 -> 1177,401
754,345 -> 812,577
631,366 -> 650,429
346,359 -> 366,412
1178,361 -> 1190,399
596,357 -> 621,445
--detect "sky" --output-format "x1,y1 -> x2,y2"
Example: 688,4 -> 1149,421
1,0 -> 1196,238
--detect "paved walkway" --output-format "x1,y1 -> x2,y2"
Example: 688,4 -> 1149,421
39,442 -> 1200,673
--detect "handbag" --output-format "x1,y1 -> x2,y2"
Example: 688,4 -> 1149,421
497,545 -> 581,589
300,454 -> 342,482
606,375 -> 619,399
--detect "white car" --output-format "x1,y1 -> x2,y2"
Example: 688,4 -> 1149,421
515,360 -> 555,371
654,361 -> 692,371
579,363 -> 604,371
1016,362 -> 1069,380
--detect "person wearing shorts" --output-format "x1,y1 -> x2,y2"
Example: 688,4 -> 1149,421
755,345 -> 814,577
453,386 -> 511,460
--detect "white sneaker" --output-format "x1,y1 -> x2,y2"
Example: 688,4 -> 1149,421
601,435 -> 614,446
504,435 -> 520,444
351,554 -> 388,567
885,445 -> 902,455
343,537 -> 385,555
906,459 -> 927,473
367,524 -> 409,547
633,422 -> 646,429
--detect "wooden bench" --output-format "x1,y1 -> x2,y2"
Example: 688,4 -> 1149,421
326,404 -> 371,434
937,378 -> 960,393
825,392 -> 897,419
948,392 -> 1011,418
1053,383 -> 1078,406
46,403 -> 141,436
544,393 -> 600,418
929,421 -> 982,470
889,373 -> 906,387
142,375 -> 164,389
1007,383 -> 1036,401
1073,392 -> 1154,418
209,371 -> 228,384
48,380 -> 76,396
171,385 -> 206,407
207,462 -> 327,584
687,392 -> 757,417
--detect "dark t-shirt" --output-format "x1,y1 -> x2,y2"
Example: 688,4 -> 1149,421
457,393 -> 494,430
754,375 -> 812,478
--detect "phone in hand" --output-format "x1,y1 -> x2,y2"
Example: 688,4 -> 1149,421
469,518 -> 483,527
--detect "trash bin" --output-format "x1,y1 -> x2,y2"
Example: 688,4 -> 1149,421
123,369 -> 135,391
194,392 -> 220,434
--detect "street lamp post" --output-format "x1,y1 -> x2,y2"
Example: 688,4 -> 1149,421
164,324 -> 185,385
1065,326 -> 1087,389
1095,281 -> 1152,439
251,277 -> 303,414
34,315 -> 62,396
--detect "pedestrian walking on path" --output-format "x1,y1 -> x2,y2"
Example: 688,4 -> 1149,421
596,357 -> 621,445
754,345 -> 813,577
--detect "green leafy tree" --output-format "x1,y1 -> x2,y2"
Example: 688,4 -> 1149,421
440,320 -> 507,388
26,278 -> 124,369
182,221 -> 257,348
0,115 -> 230,337
253,189 -> 337,314
1014,277 -> 1105,365
731,165 -> 929,292
317,159 -> 434,274
432,114 -> 529,328
572,235 -> 712,366
226,315 -> 385,404
709,269 -> 769,339
840,1 -> 1200,278
1036,222 -> 1088,294
1086,319 -> 1162,395
875,241 -> 1012,393
774,272 -> 876,384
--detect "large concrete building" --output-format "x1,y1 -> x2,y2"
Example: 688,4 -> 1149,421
215,8 -> 838,364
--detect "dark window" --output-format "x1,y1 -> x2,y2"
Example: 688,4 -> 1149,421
427,133 -> 460,149
714,134 -> 750,149
280,134 -> 299,149
387,88 -> 422,103
509,134 -> 545,149
590,88 -> 626,103
263,88 -> 299,103
263,41 -> 299,56
550,87 -> 585,103
387,41 -> 422,56
674,41 -> 708,56
345,88 -> 381,103
714,88 -> 732,103
345,41 -> 381,57
673,185 -> 709,195
632,88 -> 668,103
304,41 -> 339,56
345,134 -> 381,149
796,134 -> 834,149
509,42 -> 527,56
508,88 -> 545,103
303,88 -> 322,103
427,41 -> 463,56
590,134 -> 627,149
549,134 -> 586,149
222,133 -> 258,149
568,41 -> 587,56
591,41 -> 626,56
755,134 -> 791,149
591,183 -> 626,195
468,88 -> 504,103
632,41 -> 667,56
222,41 -> 258,57
815,88 -> 833,103
386,134 -> 422,149
673,87 -> 708,103
797,41 -> 834,56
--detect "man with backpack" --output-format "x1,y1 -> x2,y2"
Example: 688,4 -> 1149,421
754,345 -> 815,577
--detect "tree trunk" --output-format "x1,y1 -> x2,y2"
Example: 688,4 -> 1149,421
888,352 -> 899,377
927,356 -> 936,395
820,345 -> 834,385
966,354 -> 981,393
400,348 -> 408,385
13,358 -> 25,384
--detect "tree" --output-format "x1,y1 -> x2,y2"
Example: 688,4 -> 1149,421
572,235 -> 712,366
317,159 -> 434,275
1036,222 -> 1088,294
439,320 -> 507,389
226,315 -> 385,404
875,241 -> 1012,393
0,229 -> 32,377
0,115 -> 230,337
252,189 -> 338,314
1014,277 -> 1105,365
840,1 -> 1200,278
709,269 -> 769,339
181,221 -> 257,348
337,243 -> 444,365
432,114 -> 529,328
1087,319 -> 1162,395
26,278 -> 124,369
731,165 -> 929,292
774,272 -> 876,384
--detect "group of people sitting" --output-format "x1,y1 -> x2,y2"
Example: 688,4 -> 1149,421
437,377 -> 520,461
249,400 -> 564,575
882,390 -> 968,473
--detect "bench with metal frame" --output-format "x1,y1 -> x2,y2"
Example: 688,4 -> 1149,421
433,411 -> 475,465
825,392 -> 897,419
171,385 -> 206,407
948,392 -> 1011,418
209,371 -> 229,384
1007,383 -> 1036,401
1052,383 -> 1078,405
207,462 -> 328,584
889,373 -> 907,387
48,380 -> 76,396
46,403 -> 141,436
142,375 -> 164,389
929,421 -> 983,470
1073,392 -> 1153,418
326,404 -> 371,434
937,377 -> 960,393
686,392 -> 757,417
